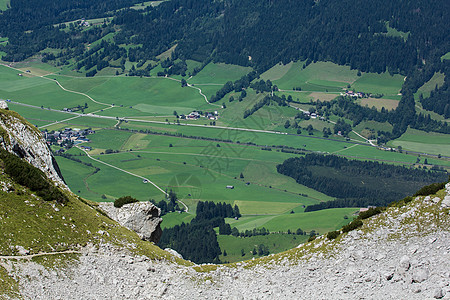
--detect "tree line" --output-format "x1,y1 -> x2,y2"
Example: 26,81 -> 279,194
277,153 -> 448,211
158,201 -> 241,263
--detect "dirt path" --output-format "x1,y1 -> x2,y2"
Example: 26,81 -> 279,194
0,250 -> 81,260
77,146 -> 189,212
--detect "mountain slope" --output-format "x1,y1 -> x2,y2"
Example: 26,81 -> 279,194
4,183 -> 449,299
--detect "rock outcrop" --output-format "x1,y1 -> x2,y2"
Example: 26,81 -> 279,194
99,202 -> 163,243
0,104 -> 66,187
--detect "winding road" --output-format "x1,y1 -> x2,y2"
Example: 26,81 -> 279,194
76,146 -> 189,212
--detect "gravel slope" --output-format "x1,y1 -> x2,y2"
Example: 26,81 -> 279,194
5,185 -> 450,299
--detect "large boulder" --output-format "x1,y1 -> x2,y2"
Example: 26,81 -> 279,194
99,202 -> 163,243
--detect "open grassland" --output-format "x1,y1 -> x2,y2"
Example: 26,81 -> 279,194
54,156 -> 102,200
58,130 -> 339,212
261,61 -> 404,101
0,65 -> 105,112
389,128 -> 450,157
0,0 -> 9,11
52,75 -> 203,115
161,212 -> 195,229
416,72 -> 445,99
351,72 -> 404,98
264,61 -> 358,92
441,52 -> 450,61
226,208 -> 357,233
382,21 -> 410,41
218,233 -> 307,263
358,97 -> 399,111
188,62 -> 252,85
7,103 -> 74,127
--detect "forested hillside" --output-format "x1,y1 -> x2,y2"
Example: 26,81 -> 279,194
277,153 -> 449,210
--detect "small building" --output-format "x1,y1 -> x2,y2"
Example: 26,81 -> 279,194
226,185 -> 234,189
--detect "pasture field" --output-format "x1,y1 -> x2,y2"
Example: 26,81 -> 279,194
353,120 -> 393,133
382,21 -> 410,41
52,75 -> 203,115
226,208 -> 358,233
7,103 -> 74,126
358,97 -> 399,111
217,233 -> 307,263
264,61 -> 358,92
0,66 -> 105,112
441,52 -> 450,61
54,156 -> 102,200
389,128 -> 450,157
262,61 -> 404,101
351,72 -> 404,98
0,0 -> 8,11
416,72 -> 445,99
187,62 -> 252,85
161,212 -> 195,229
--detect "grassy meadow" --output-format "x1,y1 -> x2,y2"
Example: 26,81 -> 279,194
1,58 -> 449,260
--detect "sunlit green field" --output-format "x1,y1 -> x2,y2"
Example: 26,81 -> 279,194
2,58 -> 448,258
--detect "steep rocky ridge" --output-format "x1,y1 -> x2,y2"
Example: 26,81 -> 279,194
0,102 -> 66,187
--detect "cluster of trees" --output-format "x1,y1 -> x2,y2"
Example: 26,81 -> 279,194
158,201 -> 241,263
277,153 -> 448,211
209,71 -> 258,103
250,79 -> 275,93
333,119 -> 352,137
158,220 -> 221,264
0,0 -> 135,62
243,94 -> 288,118
107,0 -> 448,74
420,80 -> 450,118
151,190 -> 183,216
0,149 -> 68,203
196,201 -> 241,221
113,195 -> 138,208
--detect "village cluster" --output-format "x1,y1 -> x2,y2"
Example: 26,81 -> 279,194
42,127 -> 94,150
181,110 -> 219,120
340,90 -> 370,98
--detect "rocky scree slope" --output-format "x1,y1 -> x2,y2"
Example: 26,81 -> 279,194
4,184 -> 450,299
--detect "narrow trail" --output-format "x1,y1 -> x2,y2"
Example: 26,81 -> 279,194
77,146 -> 189,212
0,63 -> 112,107
331,143 -> 359,154
0,250 -> 81,260
161,75 -> 221,107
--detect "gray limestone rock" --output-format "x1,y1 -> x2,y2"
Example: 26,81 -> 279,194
99,202 -> 162,243
412,268 -> 428,283
0,100 -> 8,110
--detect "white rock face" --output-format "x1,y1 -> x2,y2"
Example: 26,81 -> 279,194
0,110 -> 66,188
0,100 -> 9,110
99,202 -> 162,243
